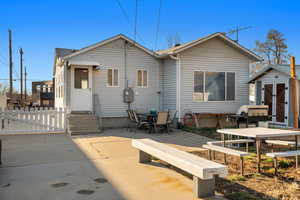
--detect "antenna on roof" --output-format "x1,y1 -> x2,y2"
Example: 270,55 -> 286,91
226,26 -> 252,43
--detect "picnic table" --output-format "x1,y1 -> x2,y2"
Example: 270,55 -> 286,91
217,127 -> 300,172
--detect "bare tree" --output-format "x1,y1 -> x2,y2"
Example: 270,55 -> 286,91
167,33 -> 182,48
0,83 -> 8,95
254,29 -> 288,64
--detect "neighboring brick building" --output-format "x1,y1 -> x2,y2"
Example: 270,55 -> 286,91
32,80 -> 54,107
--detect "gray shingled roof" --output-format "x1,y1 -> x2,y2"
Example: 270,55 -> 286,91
248,64 -> 300,83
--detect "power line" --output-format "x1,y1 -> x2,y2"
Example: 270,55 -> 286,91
154,0 -> 162,50
134,0 -> 138,41
115,0 -> 145,44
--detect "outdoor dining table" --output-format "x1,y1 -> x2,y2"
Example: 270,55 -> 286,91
217,127 -> 300,173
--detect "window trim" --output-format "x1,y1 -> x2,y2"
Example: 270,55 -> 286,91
107,68 -> 120,88
193,70 -> 236,102
136,69 -> 148,88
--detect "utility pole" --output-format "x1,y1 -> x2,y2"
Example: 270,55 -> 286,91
19,48 -> 24,103
8,29 -> 13,99
25,66 -> 27,101
290,56 -> 298,129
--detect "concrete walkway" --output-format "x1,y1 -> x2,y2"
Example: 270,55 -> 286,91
0,129 -> 225,200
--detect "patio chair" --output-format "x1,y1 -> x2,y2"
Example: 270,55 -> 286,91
167,110 -> 177,128
154,111 -> 169,133
127,110 -> 136,131
132,110 -> 153,133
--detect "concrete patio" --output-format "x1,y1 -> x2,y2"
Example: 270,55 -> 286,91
0,129 -> 226,200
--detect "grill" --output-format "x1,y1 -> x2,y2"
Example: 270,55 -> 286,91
230,105 -> 270,128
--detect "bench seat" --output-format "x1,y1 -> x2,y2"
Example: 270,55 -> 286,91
207,139 -> 254,145
132,139 -> 227,198
265,140 -> 297,146
202,144 -> 249,157
266,150 -> 300,158
266,150 -> 300,175
202,144 -> 249,175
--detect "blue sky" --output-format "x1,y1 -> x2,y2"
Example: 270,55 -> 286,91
0,0 -> 300,91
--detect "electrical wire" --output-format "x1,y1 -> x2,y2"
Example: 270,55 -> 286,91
115,0 -> 145,44
134,0 -> 138,42
154,0 -> 162,50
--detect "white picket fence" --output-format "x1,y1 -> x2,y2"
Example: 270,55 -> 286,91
0,107 -> 67,134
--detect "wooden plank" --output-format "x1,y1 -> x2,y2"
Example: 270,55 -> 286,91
207,139 -> 254,145
266,150 -> 300,158
132,139 -> 228,180
217,127 -> 300,138
202,144 -> 249,157
265,140 -> 296,146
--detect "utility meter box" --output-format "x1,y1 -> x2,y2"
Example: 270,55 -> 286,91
123,88 -> 134,103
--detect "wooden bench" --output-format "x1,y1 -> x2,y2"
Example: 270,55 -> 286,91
202,144 -> 249,175
266,150 -> 300,175
265,140 -> 298,149
207,139 -> 254,152
132,139 -> 228,198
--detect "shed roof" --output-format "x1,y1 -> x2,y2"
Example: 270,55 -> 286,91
248,64 -> 300,83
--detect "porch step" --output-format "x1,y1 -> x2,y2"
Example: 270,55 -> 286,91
67,113 -> 101,136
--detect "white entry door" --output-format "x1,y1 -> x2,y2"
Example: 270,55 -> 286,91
70,66 -> 93,111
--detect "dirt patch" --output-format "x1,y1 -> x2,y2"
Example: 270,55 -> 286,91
51,182 -> 69,188
94,178 -> 108,184
76,189 -> 95,195
190,150 -> 300,200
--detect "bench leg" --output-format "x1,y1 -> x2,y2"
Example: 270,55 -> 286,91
240,157 -> 244,176
193,176 -> 215,198
274,157 -> 278,176
139,150 -> 151,163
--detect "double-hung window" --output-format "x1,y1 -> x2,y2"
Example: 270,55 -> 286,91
193,71 -> 235,102
107,68 -> 119,87
137,69 -> 148,88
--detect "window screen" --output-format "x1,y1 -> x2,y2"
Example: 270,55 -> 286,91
193,71 -> 235,102
75,68 -> 89,89
226,72 -> 235,101
205,72 -> 225,101
137,69 -> 148,87
107,68 -> 119,87
193,71 -> 204,101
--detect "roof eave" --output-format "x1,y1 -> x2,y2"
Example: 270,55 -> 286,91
63,34 -> 159,60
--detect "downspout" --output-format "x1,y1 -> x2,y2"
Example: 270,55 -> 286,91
124,40 -> 130,110
169,54 -> 181,122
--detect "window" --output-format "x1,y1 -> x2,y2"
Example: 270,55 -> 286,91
75,68 -> 89,89
193,71 -> 235,102
107,68 -> 119,87
137,69 -> 148,88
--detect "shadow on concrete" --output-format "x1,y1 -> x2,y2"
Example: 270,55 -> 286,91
0,133 -> 126,200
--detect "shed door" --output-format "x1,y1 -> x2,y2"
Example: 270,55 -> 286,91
264,84 -> 273,116
276,83 -> 286,123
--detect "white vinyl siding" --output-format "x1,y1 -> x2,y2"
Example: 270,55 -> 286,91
68,38 -> 160,117
161,58 -> 177,110
180,37 -> 251,115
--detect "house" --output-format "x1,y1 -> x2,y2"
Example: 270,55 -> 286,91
248,64 -> 300,127
53,32 -> 261,132
32,80 -> 54,107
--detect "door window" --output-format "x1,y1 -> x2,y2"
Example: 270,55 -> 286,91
74,68 -> 89,89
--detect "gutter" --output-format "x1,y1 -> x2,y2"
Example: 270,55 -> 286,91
169,54 -> 181,122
